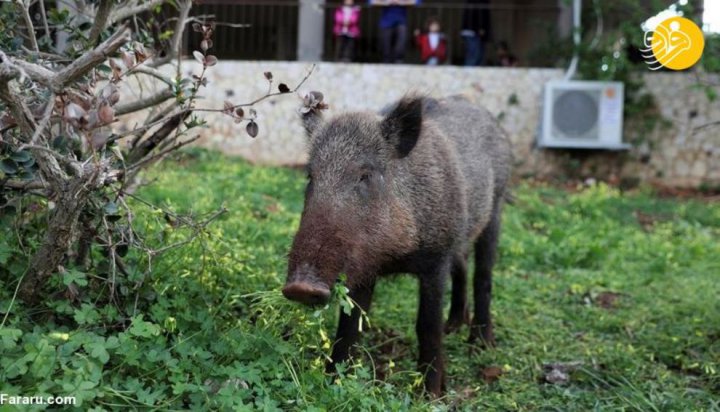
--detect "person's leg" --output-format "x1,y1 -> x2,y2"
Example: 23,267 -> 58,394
463,35 -> 477,66
338,35 -> 348,62
335,36 -> 343,62
477,39 -> 485,66
345,37 -> 355,62
381,27 -> 394,63
394,24 -> 407,63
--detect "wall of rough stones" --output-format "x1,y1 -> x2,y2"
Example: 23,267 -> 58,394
122,61 -> 720,187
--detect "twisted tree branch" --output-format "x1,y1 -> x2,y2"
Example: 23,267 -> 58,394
15,0 -> 38,53
53,26 -> 132,89
89,0 -> 115,44
109,0 -> 167,25
115,87 -> 175,116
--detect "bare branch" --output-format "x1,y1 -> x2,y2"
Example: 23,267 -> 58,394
115,64 -> 316,142
195,64 -> 317,113
149,0 -> 192,68
38,0 -> 50,44
89,0 -> 116,44
130,135 -> 199,173
8,26 -> 130,91
15,143 -> 82,176
53,26 -> 131,90
132,65 -> 175,86
127,110 -> 191,163
109,0 -> 167,26
19,48 -> 72,62
1,179 -> 49,190
115,87 -> 175,116
149,206 -> 227,256
0,68 -> 36,137
188,17 -> 251,29
15,0 -> 38,53
9,57 -> 56,84
29,95 -> 55,145
0,79 -> 70,185
694,120 -> 720,132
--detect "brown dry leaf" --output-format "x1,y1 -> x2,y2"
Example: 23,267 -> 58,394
101,84 -> 120,105
204,55 -> 218,67
98,103 -> 114,124
108,59 -> 122,82
121,50 -> 136,69
481,366 -> 503,384
596,291 -> 622,309
90,131 -> 109,150
134,42 -> 148,63
634,210 -> 657,231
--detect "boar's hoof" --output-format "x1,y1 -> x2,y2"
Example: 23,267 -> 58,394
444,307 -> 471,334
468,325 -> 496,352
282,282 -> 331,305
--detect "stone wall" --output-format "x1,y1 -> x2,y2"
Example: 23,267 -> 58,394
122,61 -> 720,187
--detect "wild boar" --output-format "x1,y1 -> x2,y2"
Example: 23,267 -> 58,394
282,93 -> 512,395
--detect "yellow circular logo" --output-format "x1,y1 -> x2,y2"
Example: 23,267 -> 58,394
650,17 -> 704,70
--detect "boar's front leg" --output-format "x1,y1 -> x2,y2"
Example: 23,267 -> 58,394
417,259 -> 449,396
326,281 -> 376,372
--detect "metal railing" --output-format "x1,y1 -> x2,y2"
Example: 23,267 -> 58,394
188,1 -> 562,64
190,1 -> 300,60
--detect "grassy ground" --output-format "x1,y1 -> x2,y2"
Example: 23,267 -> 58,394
2,149 -> 719,410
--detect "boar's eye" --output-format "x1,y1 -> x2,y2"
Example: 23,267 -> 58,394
359,172 -> 371,183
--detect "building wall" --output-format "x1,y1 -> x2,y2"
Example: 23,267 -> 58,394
126,61 -> 720,187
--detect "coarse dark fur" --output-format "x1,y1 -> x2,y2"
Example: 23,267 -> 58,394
283,94 -> 512,396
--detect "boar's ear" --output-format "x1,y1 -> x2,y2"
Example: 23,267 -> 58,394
300,91 -> 328,138
301,110 -> 323,138
380,96 -> 423,158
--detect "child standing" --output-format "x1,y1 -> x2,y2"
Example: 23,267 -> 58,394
333,0 -> 361,62
414,17 -> 447,65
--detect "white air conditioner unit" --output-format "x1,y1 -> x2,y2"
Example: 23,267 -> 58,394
539,80 -> 629,150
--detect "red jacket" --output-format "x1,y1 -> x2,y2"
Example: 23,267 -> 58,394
415,32 -> 447,63
333,6 -> 361,38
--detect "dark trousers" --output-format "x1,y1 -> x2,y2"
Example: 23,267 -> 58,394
335,35 -> 355,62
463,34 -> 485,66
381,24 -> 407,63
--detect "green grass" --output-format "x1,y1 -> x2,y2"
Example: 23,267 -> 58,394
1,149 -> 719,410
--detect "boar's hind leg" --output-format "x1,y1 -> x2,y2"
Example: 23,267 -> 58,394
445,253 -> 470,334
417,259 -> 449,396
326,281 -> 376,372
469,206 -> 501,347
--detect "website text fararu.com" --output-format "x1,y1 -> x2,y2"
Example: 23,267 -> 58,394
0,393 -> 77,406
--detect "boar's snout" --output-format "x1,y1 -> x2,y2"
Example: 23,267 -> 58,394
283,265 -> 331,305
282,281 -> 331,305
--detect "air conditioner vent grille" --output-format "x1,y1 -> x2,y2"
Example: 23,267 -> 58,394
552,90 -> 598,139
